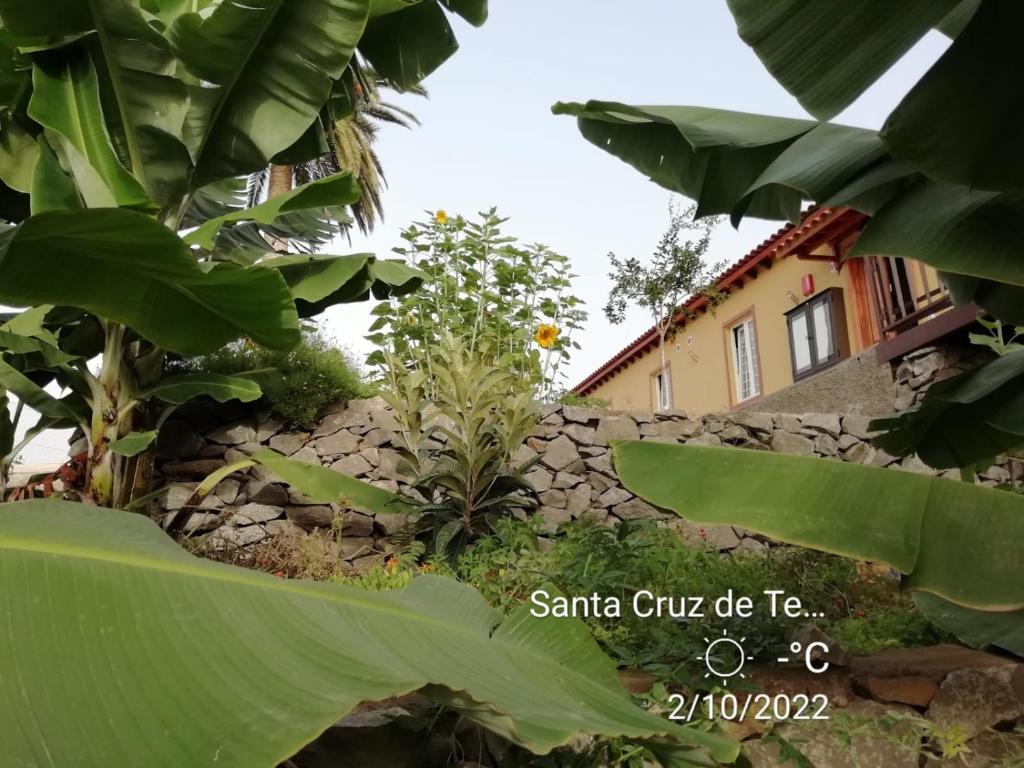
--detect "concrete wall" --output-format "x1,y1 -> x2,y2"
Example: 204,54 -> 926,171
589,253 -> 866,415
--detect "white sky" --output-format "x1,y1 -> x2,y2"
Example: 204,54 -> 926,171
6,1 -> 950,466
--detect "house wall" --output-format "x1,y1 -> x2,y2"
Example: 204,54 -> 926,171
590,254 -> 865,415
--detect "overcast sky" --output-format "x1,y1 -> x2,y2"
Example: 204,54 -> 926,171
9,1 -> 949,465
326,0 -> 949,389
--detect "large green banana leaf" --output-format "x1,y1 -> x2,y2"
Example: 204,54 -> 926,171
0,208 -> 301,355
613,442 -> 1024,613
914,593 -> 1024,656
552,100 -> 1024,290
169,0 -> 372,186
0,499 -> 737,767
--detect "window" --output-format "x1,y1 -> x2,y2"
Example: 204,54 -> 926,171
786,288 -> 847,380
652,367 -> 672,411
730,317 -> 760,403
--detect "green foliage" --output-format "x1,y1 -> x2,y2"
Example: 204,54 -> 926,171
366,208 -> 587,400
452,518 -> 933,684
557,392 -> 609,409
382,337 -> 540,556
174,331 -> 372,428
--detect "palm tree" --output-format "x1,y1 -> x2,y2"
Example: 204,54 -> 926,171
253,62 -> 425,236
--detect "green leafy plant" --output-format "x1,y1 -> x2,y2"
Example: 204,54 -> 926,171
172,330 -> 373,428
383,336 -> 540,556
367,208 -> 587,400
557,393 -> 610,409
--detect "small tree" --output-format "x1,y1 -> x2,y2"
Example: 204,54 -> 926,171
604,202 -> 724,409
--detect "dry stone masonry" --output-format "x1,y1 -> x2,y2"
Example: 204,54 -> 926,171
153,396 -> 1013,564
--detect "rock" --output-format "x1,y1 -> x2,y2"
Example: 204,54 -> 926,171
587,472 -> 613,493
540,435 -> 581,471
523,467 -> 553,492
538,506 -> 571,534
340,537 -> 375,559
730,412 -> 774,433
719,425 -> 752,444
874,449 -> 901,469
370,479 -> 400,494
314,429 -> 361,457
686,432 -> 722,447
924,731 -> 1024,768
843,414 -> 879,440
981,464 -> 1010,483
704,419 -> 724,434
598,487 -> 632,508
566,484 -> 593,517
844,441 -> 876,464
182,512 -> 221,533
513,444 -> 537,465
285,504 -> 338,530
562,405 -> 600,424
539,489 -> 567,508
837,433 -> 860,451
774,414 -> 802,433
162,482 -> 197,510
770,430 -> 814,456
927,665 -> 1024,739
208,422 -> 256,446
583,453 -> 613,473
264,518 -> 304,538
290,446 -> 320,466
375,512 -> 414,536
313,409 -> 369,438
611,498 -> 664,520
244,480 -> 289,506
229,503 -> 283,525
897,455 -> 933,475
849,645 -> 1015,684
268,432 -> 307,456
594,416 -> 640,446
161,459 -> 227,478
540,411 -> 564,426
256,418 -> 283,443
211,525 -> 268,548
655,419 -> 702,439
802,413 -> 842,438
864,675 -> 939,708
361,428 -> 391,448
733,537 -> 766,555
814,433 -> 839,456
552,471 -> 582,490
348,396 -> 387,413
156,422 -> 204,460
703,524 -> 740,550
199,443 -> 228,458
370,408 -> 400,432
213,479 -> 241,505
332,453 -> 374,478
562,423 -> 597,445
340,511 -> 375,537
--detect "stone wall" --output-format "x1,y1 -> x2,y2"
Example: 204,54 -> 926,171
154,394 -> 1011,567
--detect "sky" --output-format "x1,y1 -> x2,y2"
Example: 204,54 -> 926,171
8,0 -> 950,466
325,0 -> 950,388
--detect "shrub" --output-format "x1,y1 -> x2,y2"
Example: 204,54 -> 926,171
173,330 -> 372,427
557,392 -> 609,409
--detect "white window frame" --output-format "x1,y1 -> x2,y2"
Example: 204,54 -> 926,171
730,317 -> 761,403
652,367 -> 672,411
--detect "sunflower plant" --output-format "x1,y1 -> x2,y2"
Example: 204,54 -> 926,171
366,208 -> 586,401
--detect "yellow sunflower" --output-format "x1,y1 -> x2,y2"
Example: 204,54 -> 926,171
534,324 -> 560,349
434,209 -> 448,225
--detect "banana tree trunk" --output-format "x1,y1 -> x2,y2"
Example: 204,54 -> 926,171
268,164 -> 293,197
86,323 -> 132,507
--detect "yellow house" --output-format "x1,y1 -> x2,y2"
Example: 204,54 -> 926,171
574,207 -> 974,414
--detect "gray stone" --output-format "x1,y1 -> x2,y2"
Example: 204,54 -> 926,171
566,484 -> 592,517
655,419 -> 702,439
340,537 -> 375,559
370,408 -> 400,432
523,467 -> 554,493
182,512 -> 221,534
348,396 -> 388,413
578,445 -> 606,457
897,455 -> 933,475
704,419 -> 725,434
244,479 -> 289,506
981,464 -> 1010,483
285,504 -> 337,530
686,432 -> 722,447
211,525 -> 268,547
290,446 -> 320,466
598,487 -> 632,508
837,433 -> 860,451
770,430 -> 814,456
540,411 -> 564,426
583,453 -> 613,473
229,503 -> 283,525
562,423 -> 597,446
156,422 -> 204,460
641,435 -> 681,444
213,479 -> 241,505
162,482 -> 197,510
638,422 -> 659,437
588,472 -> 613,493
513,443 -> 538,465
313,409 -> 368,438
802,412 -> 842,437
540,435 -> 581,471
161,459 -> 227,478
774,414 -> 802,433
733,537 -> 767,555
265,518 -> 304,538
268,432 -> 307,456
594,416 -> 640,446
358,447 -> 380,467
538,505 -> 572,534
340,511 -> 375,537
629,410 -> 655,424
842,414 -> 878,440
374,449 -> 412,481
729,412 -> 774,433
814,433 -> 839,457
926,666 -> 1024,740
611,498 -> 662,520
562,405 -> 600,424
719,425 -> 752,444
370,479 -> 400,494
844,441 -> 876,464
553,471 -> 582,490
360,428 -> 391,448
256,418 -> 283,443
375,512 -> 414,536
704,524 -> 740,550
200,443 -> 228,458
871,448 -> 899,467
208,422 -> 256,446
539,489 -> 567,508
314,429 -> 361,457
332,453 -> 373,478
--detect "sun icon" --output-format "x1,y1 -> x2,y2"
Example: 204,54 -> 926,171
696,629 -> 752,686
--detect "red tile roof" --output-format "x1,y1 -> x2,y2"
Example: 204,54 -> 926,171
573,206 -> 865,395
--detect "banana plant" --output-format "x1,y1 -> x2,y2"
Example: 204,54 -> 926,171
0,1 -> 459,505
